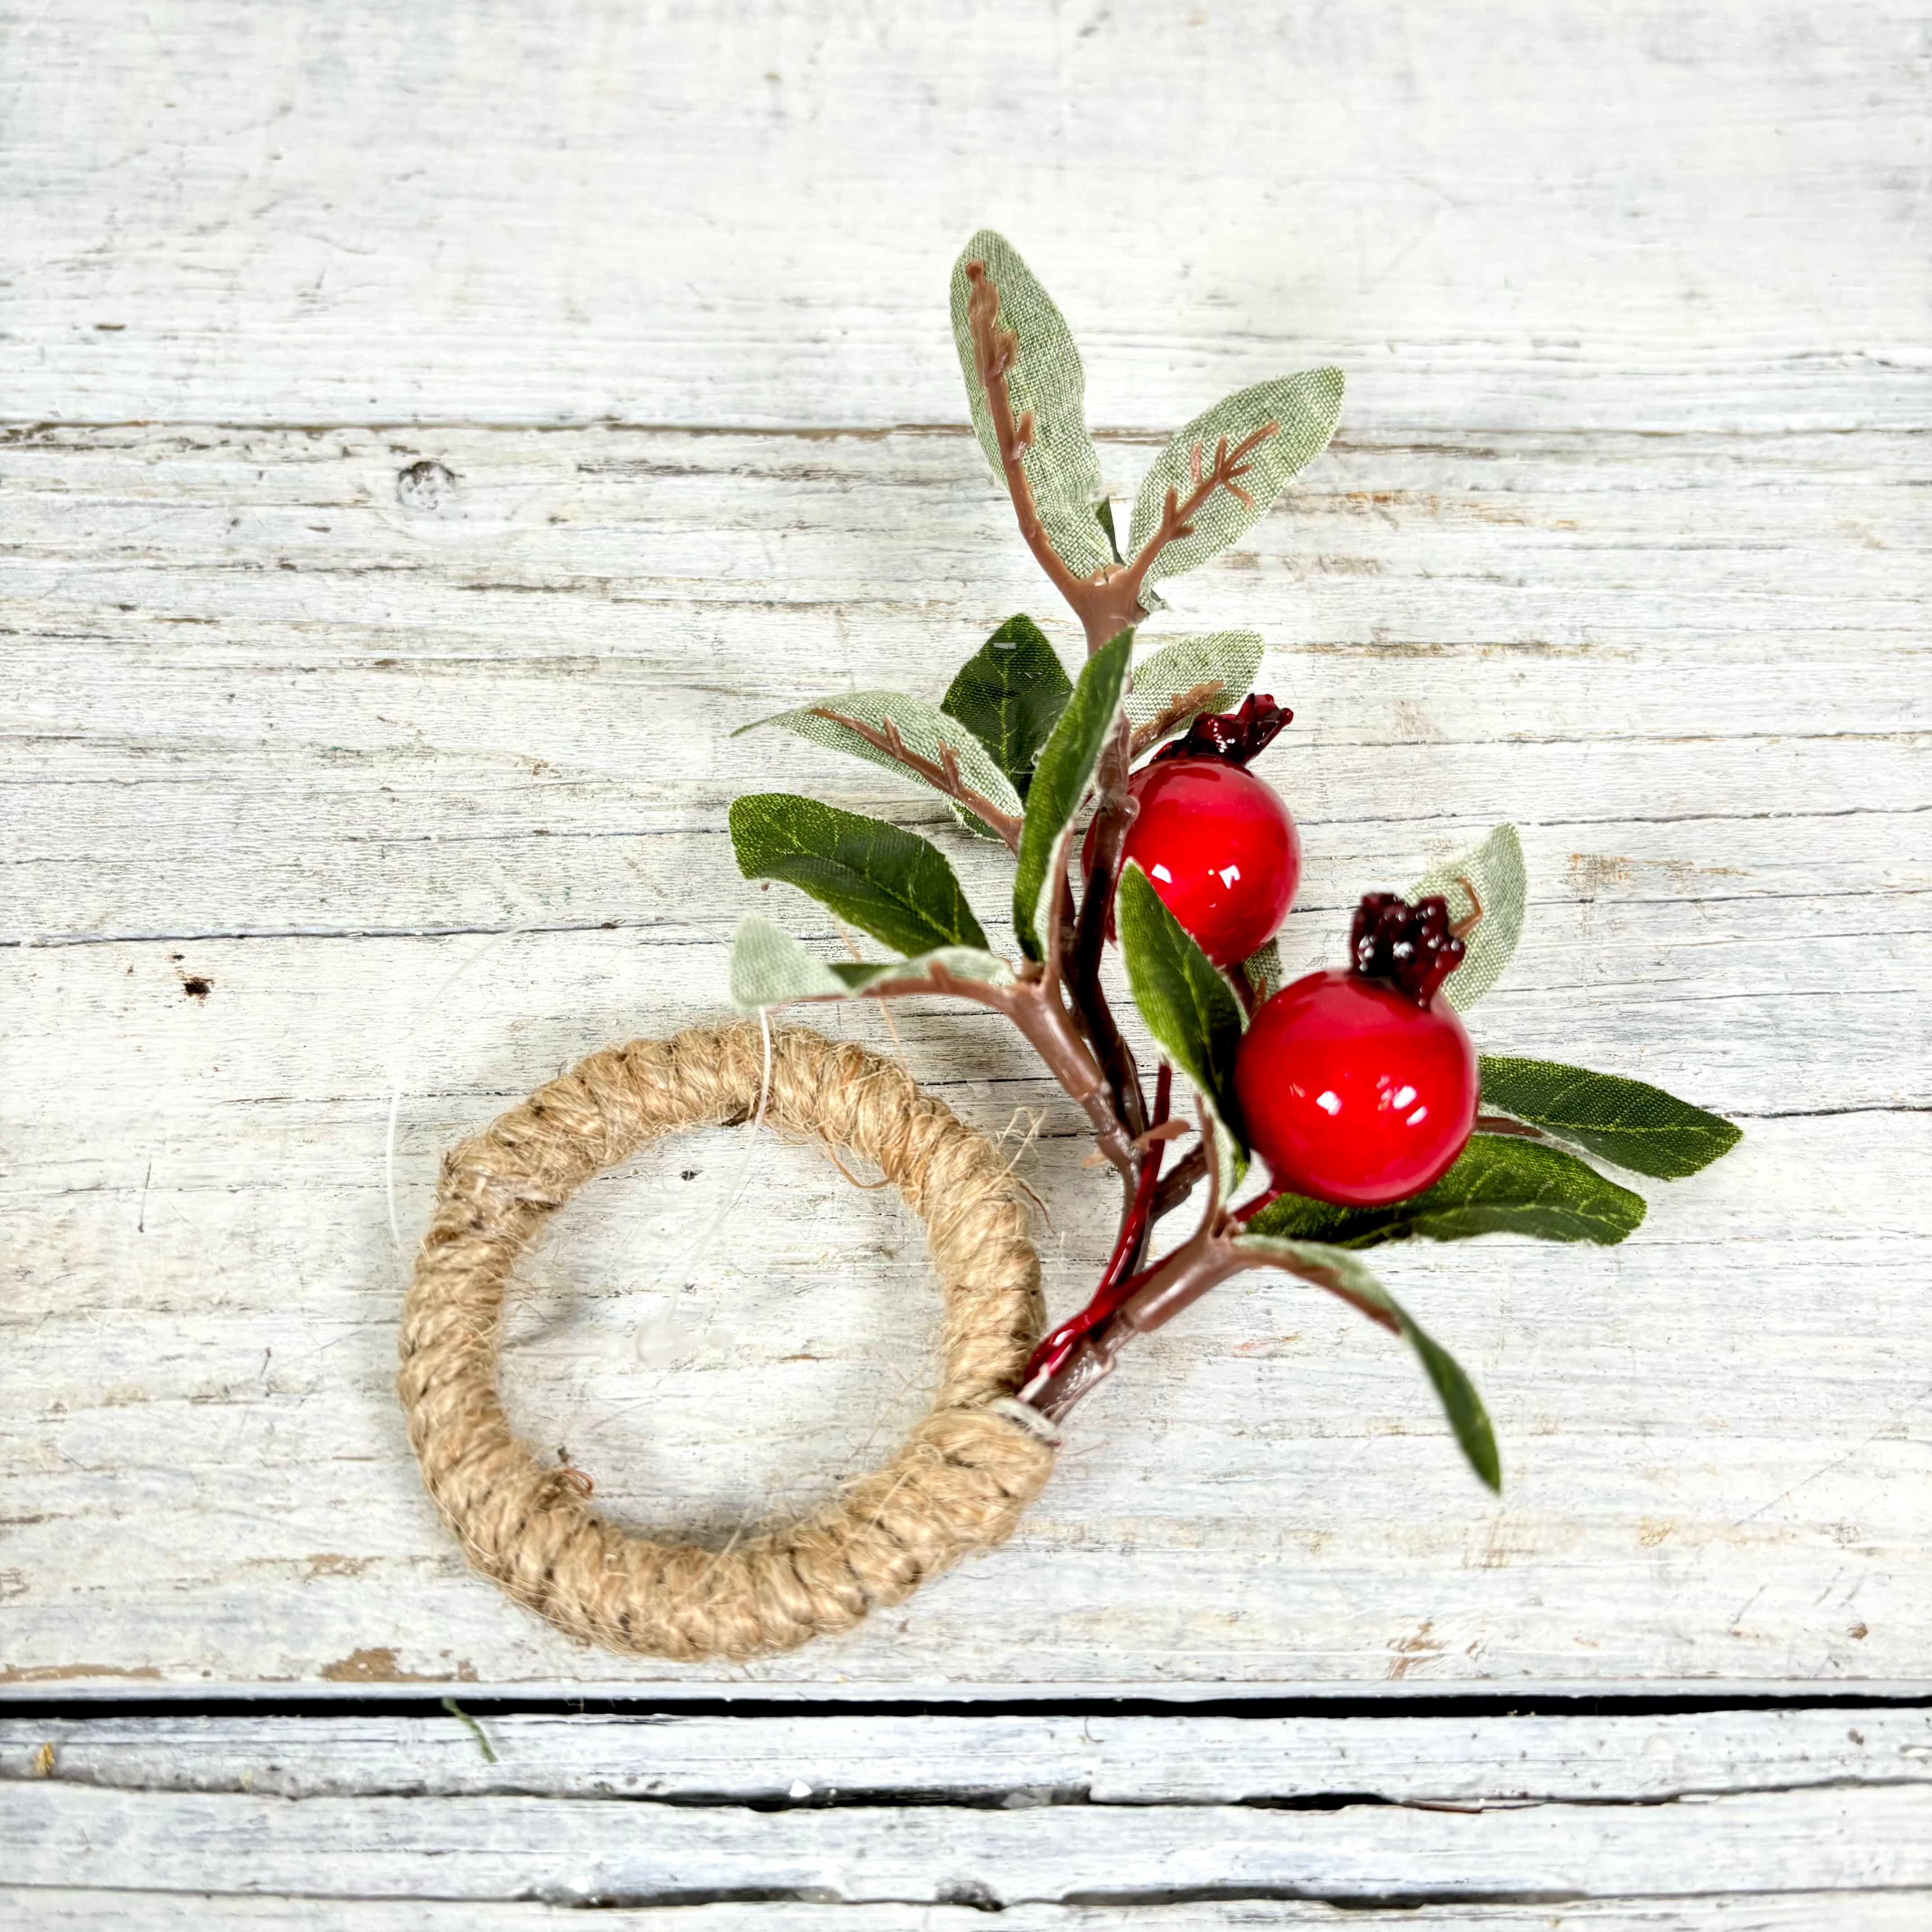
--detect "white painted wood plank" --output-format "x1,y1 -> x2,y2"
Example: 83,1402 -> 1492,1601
6,1779 -> 1932,1904
3,1 -> 1924,430
5,1710 -> 1928,1803
8,1892 -> 1932,1932
5,0 -> 1927,1702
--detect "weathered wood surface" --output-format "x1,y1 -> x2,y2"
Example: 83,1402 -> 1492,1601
3,0 -> 1927,1722
2,1712 -> 1930,1917
7,1708 -> 1930,1801
4,0 -> 1925,434
9,1900 -> 1932,1932
3,413 -> 1925,1695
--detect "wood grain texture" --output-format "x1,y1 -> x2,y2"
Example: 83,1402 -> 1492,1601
2,0 -> 1926,431
6,1777 -> 1932,1907
8,1896 -> 1932,1932
2,0 -> 1928,1717
7,1709 -> 1930,1802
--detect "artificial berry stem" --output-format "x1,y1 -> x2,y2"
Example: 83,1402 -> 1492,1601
1020,1063 -> 1172,1388
966,260 -> 1278,654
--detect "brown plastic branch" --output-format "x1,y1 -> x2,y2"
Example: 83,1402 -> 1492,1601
807,708 -> 1024,851
786,957 -> 1137,1179
1127,680 -> 1225,760
1065,721 -> 1146,1140
966,260 -> 1279,655
963,264 -> 1090,626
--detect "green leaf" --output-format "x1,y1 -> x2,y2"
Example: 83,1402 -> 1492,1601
1123,631 -> 1265,746
1244,1134 -> 1646,1250
950,231 -> 1113,584
1011,629 -> 1134,960
1231,1235 -> 1500,1490
730,794 -> 989,957
735,690 -> 1020,842
1116,860 -> 1246,1141
728,913 -> 1012,1010
1479,1056 -> 1742,1180
1242,937 -> 1285,1002
1127,371 -> 1344,590
1410,824 -> 1526,1012
941,615 -> 1072,798
1095,497 -> 1123,564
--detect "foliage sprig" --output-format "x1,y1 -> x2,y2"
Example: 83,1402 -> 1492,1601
727,231 -> 1739,1490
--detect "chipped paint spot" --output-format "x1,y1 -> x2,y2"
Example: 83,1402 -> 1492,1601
0,1663 -> 164,1685
1385,1619 -> 1446,1680
321,1647 -> 475,1684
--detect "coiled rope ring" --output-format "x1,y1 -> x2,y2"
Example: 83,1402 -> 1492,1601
398,1021 -> 1058,1660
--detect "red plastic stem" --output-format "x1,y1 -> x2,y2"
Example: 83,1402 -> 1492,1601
1021,1064 -> 1173,1385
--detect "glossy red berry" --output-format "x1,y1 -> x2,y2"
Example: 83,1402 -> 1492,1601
1233,895 -> 1477,1206
1090,695 -> 1300,969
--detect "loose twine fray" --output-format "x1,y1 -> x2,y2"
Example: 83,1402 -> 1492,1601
399,1021 -> 1059,1661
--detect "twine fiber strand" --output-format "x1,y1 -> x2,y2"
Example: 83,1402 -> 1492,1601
399,1022 -> 1057,1660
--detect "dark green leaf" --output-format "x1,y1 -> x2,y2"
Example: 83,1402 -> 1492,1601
1117,860 -> 1246,1141
941,615 -> 1072,798
1095,497 -> 1123,564
1231,1235 -> 1500,1490
1012,629 -> 1133,960
730,794 -> 988,957
728,913 -> 1012,1009
950,231 -> 1112,583
1479,1056 -> 1742,1180
1128,372 -> 1344,589
1244,1134 -> 1646,1249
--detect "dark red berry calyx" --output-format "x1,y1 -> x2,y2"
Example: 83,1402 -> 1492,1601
1150,693 -> 1291,768
1349,892 -> 1465,1006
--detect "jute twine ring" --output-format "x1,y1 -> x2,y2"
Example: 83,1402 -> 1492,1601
398,1021 -> 1058,1660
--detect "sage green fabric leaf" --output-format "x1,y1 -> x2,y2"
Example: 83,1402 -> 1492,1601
1409,823 -> 1527,1011
1242,937 -> 1284,1002
941,615 -> 1072,798
1012,629 -> 1134,960
730,794 -> 989,957
950,230 -> 1113,584
1117,860 -> 1246,1142
727,914 -> 1013,1010
1127,371 -> 1344,590
1479,1055 -> 1742,1179
729,912 -> 848,1007
1232,1235 -> 1500,1490
1124,631 -> 1265,745
736,690 -> 1020,842
1244,1134 -> 1646,1250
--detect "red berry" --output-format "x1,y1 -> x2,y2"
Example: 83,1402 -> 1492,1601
1107,758 -> 1300,968
1233,895 -> 1477,1206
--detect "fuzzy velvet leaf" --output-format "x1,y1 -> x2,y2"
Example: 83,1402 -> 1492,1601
941,615 -> 1072,798
1243,1133 -> 1646,1250
1011,629 -> 1133,960
1128,372 -> 1344,591
730,794 -> 989,957
1124,631 -> 1266,746
729,913 -> 1012,1009
950,230 -> 1113,584
1116,859 -> 1246,1142
736,690 -> 1020,842
1409,823 -> 1527,1011
1232,1234 -> 1500,1490
1479,1056 -> 1742,1179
